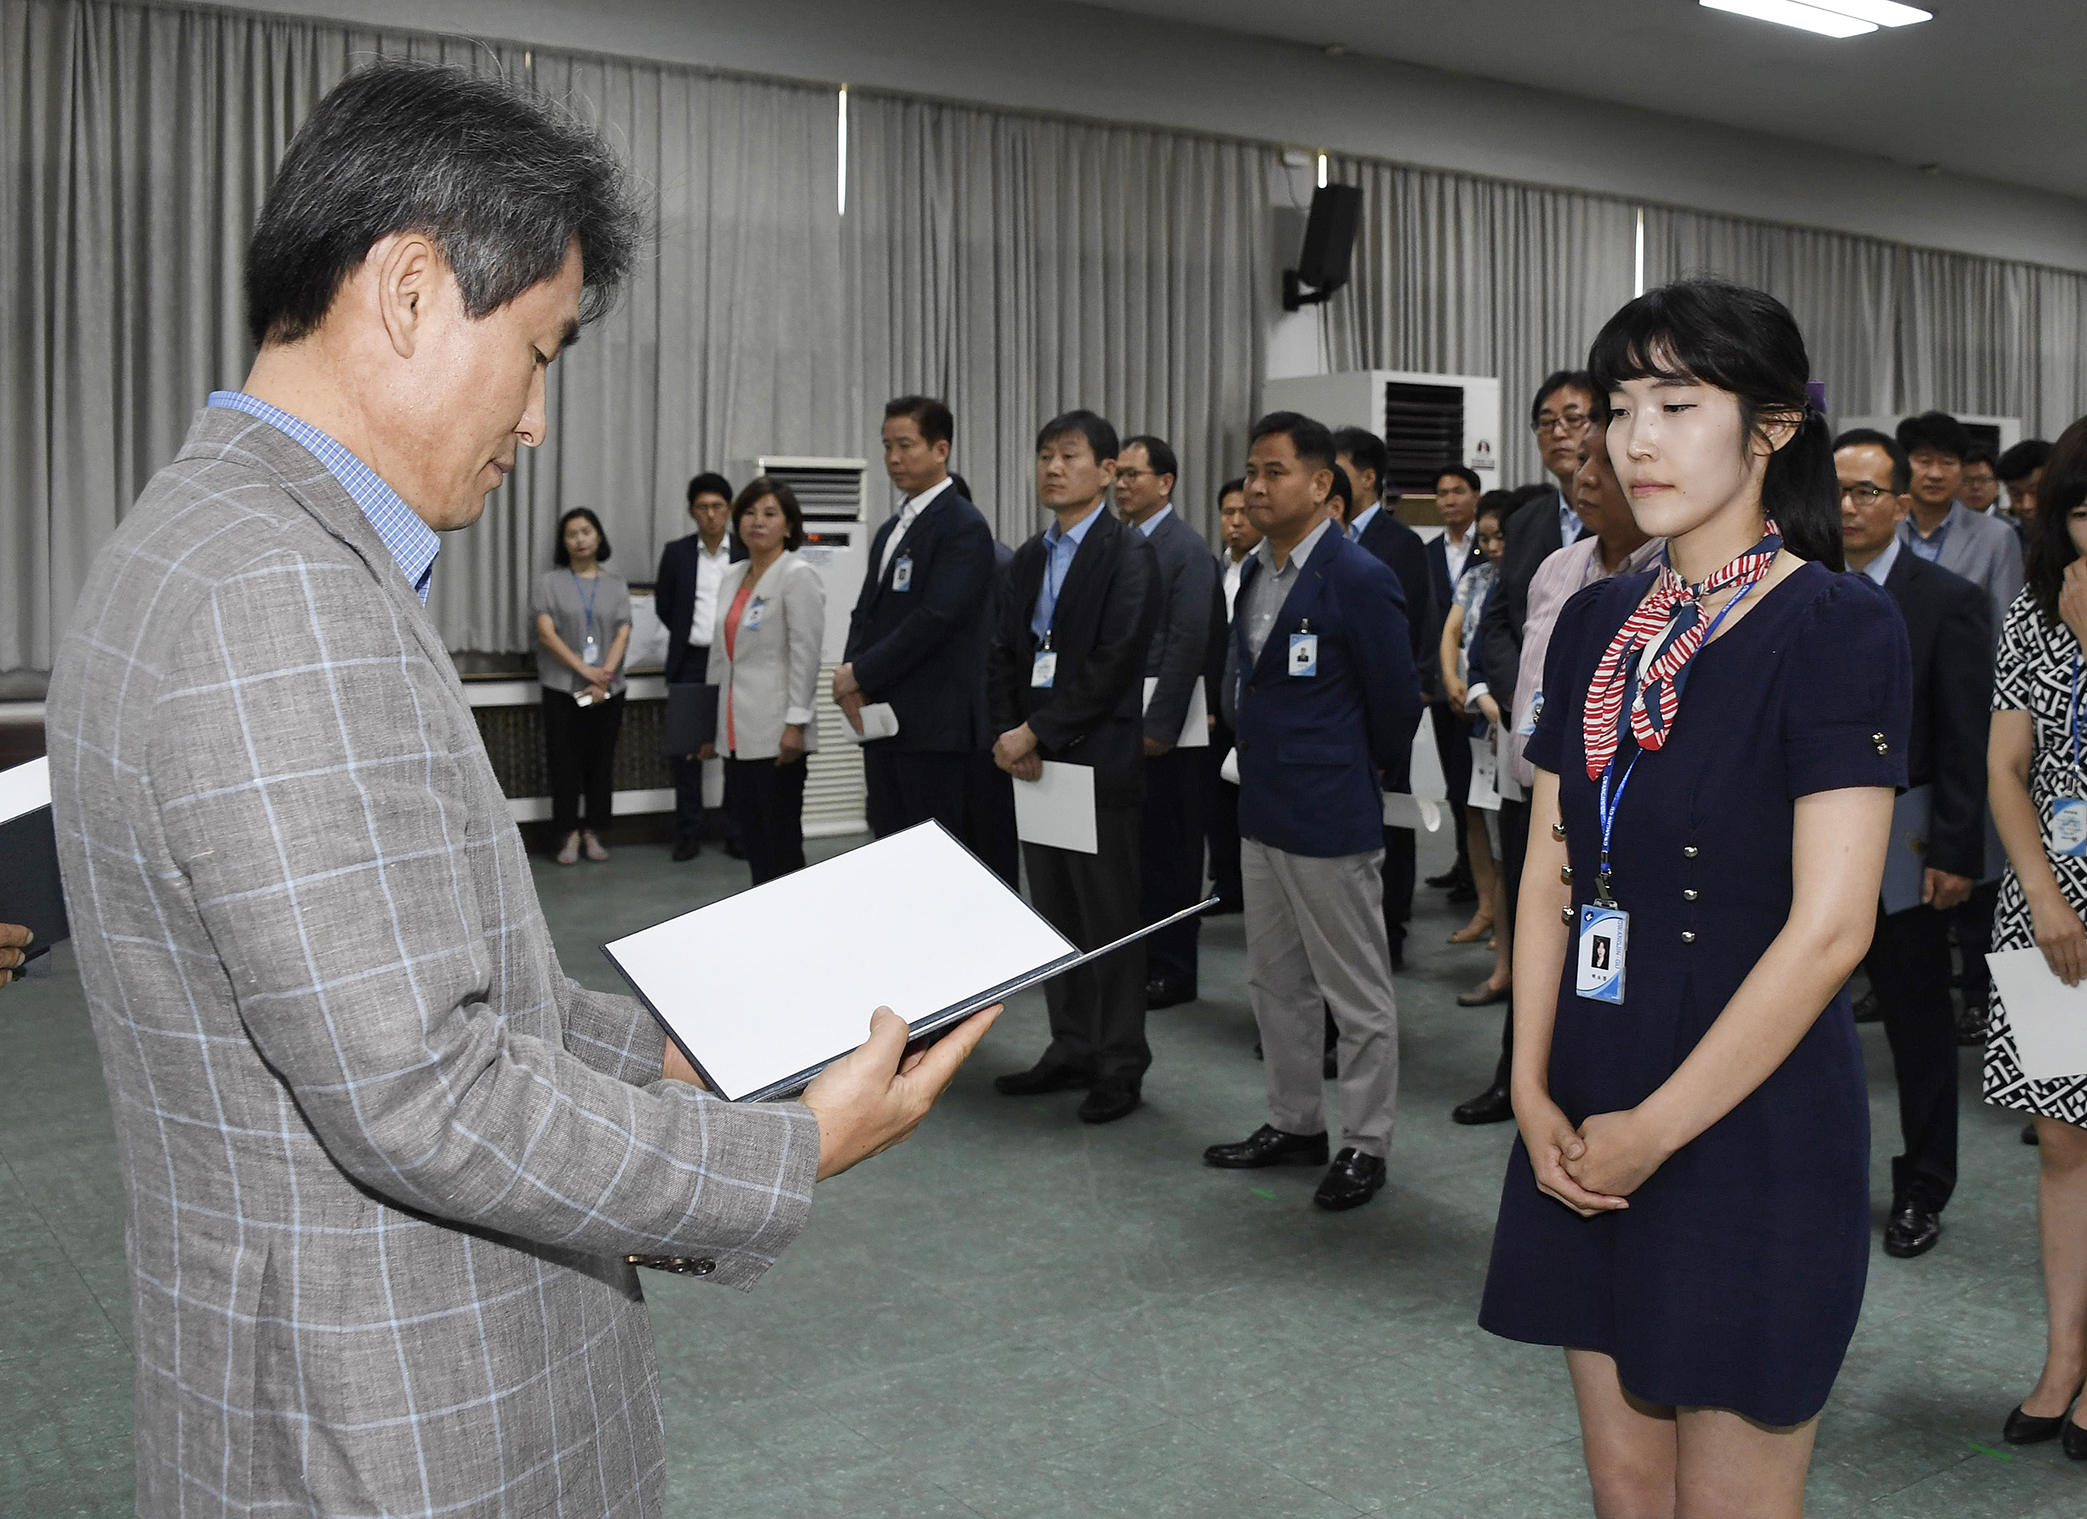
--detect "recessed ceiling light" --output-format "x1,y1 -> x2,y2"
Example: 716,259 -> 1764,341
1701,0 -> 1934,37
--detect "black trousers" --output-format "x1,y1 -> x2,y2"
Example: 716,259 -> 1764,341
1141,747 -> 1211,990
962,750 -> 1022,890
1954,878 -> 2001,1008
865,748 -> 969,840
1430,701 -> 1473,877
1381,826 -> 1415,960
1206,726 -> 1243,908
724,755 -> 808,886
1026,806 -> 1148,1086
1489,796 -> 1531,1089
1868,903 -> 1960,1211
542,687 -> 625,833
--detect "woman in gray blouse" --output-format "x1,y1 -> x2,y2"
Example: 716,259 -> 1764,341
533,508 -> 631,865
701,478 -> 825,885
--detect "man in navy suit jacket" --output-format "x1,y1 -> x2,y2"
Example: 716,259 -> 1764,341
1839,430 -> 1992,1261
1203,414 -> 1424,1213
834,397 -> 997,840
652,472 -> 744,859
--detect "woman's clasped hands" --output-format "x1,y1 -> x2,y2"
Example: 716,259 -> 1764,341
1517,1090 -> 1676,1218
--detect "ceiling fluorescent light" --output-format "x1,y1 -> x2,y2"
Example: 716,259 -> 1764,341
1700,0 -> 1876,38
1808,0 -> 1932,23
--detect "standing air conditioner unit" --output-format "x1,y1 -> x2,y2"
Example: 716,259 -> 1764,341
1262,370 -> 1504,500
740,456 -> 873,838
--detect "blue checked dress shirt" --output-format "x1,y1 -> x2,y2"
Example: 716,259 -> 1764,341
1029,501 -> 1104,641
207,390 -> 442,602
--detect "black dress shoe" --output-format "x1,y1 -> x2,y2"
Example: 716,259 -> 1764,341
1078,1083 -> 1141,1124
1145,979 -> 1197,1010
1203,1124 -> 1329,1169
2025,1121 -> 2042,1146
1389,944 -> 1405,973
2003,1397 -> 2080,1444
992,1060 -> 1093,1096
1956,1001 -> 1989,1046
1453,1082 -> 1514,1125
1312,1148 -> 1386,1211
671,837 -> 701,862
1882,1200 -> 1941,1258
2066,1413 -> 2087,1460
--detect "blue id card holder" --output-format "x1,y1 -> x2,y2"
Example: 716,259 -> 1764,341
892,554 -> 913,592
742,599 -> 766,631
2052,798 -> 2087,857
1576,905 -> 1629,1005
1031,650 -> 1057,688
1288,632 -> 1319,677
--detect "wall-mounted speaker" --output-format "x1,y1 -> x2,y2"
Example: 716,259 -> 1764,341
1284,184 -> 1363,311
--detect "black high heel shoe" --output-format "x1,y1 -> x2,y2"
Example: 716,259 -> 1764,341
2004,1383 -> 2084,1445
2065,1413 -> 2087,1460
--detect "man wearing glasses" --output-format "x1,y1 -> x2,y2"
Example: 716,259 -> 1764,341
1457,368 -> 1597,1127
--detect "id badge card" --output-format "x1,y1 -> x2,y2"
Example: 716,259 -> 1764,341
1576,905 -> 1629,1005
1288,633 -> 1319,677
743,599 -> 766,632
2051,798 -> 2087,857
1031,650 -> 1058,688
580,634 -> 600,665
892,555 -> 913,592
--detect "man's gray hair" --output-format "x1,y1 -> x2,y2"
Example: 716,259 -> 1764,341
244,60 -> 641,346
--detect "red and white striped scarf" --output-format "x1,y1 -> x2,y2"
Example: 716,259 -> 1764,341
1582,524 -> 1782,780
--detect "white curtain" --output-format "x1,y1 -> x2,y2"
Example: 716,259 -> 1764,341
1323,159 -> 1639,487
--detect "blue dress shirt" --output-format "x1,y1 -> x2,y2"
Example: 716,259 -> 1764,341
1135,502 -> 1174,537
207,390 -> 442,603
1030,502 -> 1104,642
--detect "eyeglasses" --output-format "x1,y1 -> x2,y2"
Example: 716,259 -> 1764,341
1114,468 -> 1154,484
1840,483 -> 1893,505
1534,412 -> 1593,437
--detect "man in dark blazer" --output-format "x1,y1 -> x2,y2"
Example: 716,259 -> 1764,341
1424,464 -> 1484,898
961,530 -> 1023,889
988,410 -> 1161,1124
1838,429 -> 1993,1260
835,396 -> 997,840
1117,433 -> 1225,1009
1332,427 -> 1436,972
1204,413 -> 1424,1212
652,471 -> 743,860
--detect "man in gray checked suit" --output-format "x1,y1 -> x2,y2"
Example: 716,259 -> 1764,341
46,62 -> 993,1519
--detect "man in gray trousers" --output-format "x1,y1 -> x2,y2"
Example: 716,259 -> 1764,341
45,62 -> 993,1519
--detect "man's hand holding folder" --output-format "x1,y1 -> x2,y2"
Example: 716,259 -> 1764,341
0,923 -> 29,987
661,1002 -> 1001,1179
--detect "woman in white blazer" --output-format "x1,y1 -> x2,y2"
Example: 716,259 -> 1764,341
702,477 -> 826,884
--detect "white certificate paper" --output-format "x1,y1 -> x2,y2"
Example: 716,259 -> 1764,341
1987,947 -> 2087,1083
1141,677 -> 1211,749
1013,760 -> 1099,854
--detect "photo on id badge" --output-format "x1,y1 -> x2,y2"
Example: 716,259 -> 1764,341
1576,905 -> 1628,1005
1288,629 -> 1318,677
2052,797 -> 2087,857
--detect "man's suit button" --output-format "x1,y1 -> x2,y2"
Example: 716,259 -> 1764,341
691,1258 -> 717,1277
1682,889 -> 1699,903
1681,930 -> 1697,945
1682,845 -> 1700,859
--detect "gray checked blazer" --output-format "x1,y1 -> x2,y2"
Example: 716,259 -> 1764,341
46,407 -> 820,1519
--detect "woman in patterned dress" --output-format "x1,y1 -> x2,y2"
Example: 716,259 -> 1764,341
1985,414 -> 2087,1457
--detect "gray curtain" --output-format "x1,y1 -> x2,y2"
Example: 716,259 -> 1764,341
1642,204 -> 2087,439
845,92 -> 1277,546
1322,159 -> 1639,487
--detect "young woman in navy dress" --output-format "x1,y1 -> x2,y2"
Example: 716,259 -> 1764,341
1480,278 -> 1912,1516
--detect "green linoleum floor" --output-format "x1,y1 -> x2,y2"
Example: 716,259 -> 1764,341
4,825 -> 2081,1516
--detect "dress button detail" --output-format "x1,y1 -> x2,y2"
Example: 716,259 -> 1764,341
1681,930 -> 1697,944
1683,845 -> 1700,859
1561,905 -> 1575,926
1872,731 -> 1889,754
1561,865 -> 1574,884
1552,823 -> 1567,842
1683,889 -> 1699,903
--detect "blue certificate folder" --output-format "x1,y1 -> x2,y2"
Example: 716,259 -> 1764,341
601,821 -> 1215,1102
1881,785 -> 2007,917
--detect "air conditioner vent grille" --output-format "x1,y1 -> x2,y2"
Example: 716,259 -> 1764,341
1381,382 -> 1465,492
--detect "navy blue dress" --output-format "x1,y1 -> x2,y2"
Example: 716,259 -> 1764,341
1479,562 -> 1911,1426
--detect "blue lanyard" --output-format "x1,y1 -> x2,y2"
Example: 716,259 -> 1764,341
570,568 -> 599,635
2072,655 -> 2084,778
1593,569 -> 1766,905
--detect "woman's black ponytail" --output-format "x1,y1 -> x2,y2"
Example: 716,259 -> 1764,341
1763,408 -> 1843,571
1589,277 -> 1842,571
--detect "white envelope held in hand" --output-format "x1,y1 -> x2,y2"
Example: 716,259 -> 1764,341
841,702 -> 900,743
1013,760 -> 1098,854
1987,947 -> 2087,1082
1141,677 -> 1211,749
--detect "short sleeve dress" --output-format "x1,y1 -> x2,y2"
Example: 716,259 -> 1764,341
1479,562 -> 1912,1427
1983,591 -> 2087,1125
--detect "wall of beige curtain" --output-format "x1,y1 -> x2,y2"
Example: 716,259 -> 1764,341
844,92 -> 1277,548
1321,159 -> 1639,488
